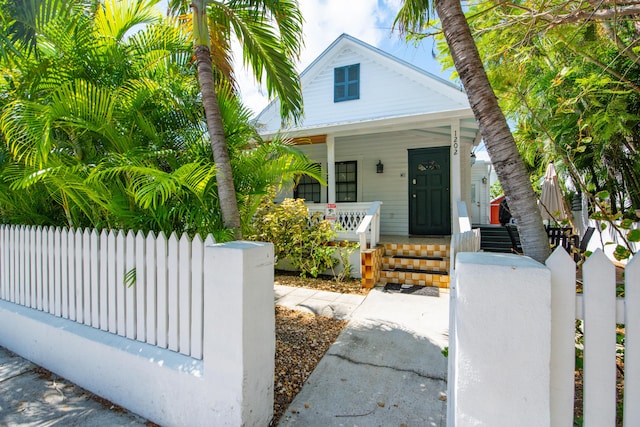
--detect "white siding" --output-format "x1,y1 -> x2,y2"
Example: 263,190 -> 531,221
301,47 -> 466,128
259,34 -> 479,236
257,35 -> 470,134
294,131 -> 451,236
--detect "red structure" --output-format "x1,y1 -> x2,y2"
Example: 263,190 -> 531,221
490,195 -> 505,225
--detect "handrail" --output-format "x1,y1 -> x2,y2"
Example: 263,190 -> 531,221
450,228 -> 481,273
356,201 -> 383,249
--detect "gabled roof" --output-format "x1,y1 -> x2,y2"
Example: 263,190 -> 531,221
300,33 -> 462,91
256,33 -> 478,144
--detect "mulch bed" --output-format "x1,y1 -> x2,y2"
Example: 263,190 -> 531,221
274,269 -> 369,295
271,306 -> 346,425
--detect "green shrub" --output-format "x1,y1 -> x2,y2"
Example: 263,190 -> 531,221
250,198 -> 338,278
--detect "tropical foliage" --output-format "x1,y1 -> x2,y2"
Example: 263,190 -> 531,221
0,0 -> 318,241
248,197 -> 364,279
446,0 -> 640,219
171,0 -> 304,236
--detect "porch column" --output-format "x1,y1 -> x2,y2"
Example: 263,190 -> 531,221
450,119 -> 462,234
327,134 -> 336,204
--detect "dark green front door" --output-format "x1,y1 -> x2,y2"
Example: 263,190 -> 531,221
409,147 -> 451,235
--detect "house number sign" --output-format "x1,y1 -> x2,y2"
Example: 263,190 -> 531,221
453,130 -> 459,155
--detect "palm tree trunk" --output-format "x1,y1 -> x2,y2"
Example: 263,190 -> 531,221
435,0 -> 550,262
192,1 -> 241,237
194,44 -> 242,235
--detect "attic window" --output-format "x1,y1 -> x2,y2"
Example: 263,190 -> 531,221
334,64 -> 360,102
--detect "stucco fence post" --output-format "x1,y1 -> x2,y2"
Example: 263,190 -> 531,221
447,252 -> 552,426
203,240 -> 276,426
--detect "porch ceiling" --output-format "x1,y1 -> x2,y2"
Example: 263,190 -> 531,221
260,109 -> 481,147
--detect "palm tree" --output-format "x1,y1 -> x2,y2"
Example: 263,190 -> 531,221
182,0 -> 304,238
395,0 -> 550,262
0,0 -> 319,239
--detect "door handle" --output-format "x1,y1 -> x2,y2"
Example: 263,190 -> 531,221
412,194 -> 417,198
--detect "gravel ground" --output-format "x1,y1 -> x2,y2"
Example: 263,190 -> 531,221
271,272 -> 368,425
274,270 -> 369,295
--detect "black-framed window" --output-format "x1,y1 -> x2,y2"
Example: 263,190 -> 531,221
334,64 -> 360,102
294,174 -> 321,203
335,161 -> 357,202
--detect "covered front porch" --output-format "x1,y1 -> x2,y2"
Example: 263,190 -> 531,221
276,111 -> 480,238
307,201 -> 479,289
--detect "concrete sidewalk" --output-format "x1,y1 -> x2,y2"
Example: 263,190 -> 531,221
0,347 -> 148,426
278,287 -> 450,427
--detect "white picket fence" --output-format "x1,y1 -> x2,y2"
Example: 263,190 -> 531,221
450,248 -> 639,426
0,224 -> 275,426
547,248 -> 639,426
0,224 -> 213,358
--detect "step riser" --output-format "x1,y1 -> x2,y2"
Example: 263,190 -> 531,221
383,243 -> 449,258
380,271 -> 450,288
382,257 -> 449,272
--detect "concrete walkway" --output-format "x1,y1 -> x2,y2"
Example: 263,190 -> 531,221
278,287 -> 450,427
0,286 -> 449,426
274,285 -> 366,320
0,347 -> 148,426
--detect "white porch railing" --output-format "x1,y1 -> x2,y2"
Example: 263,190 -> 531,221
449,228 -> 481,271
355,201 -> 383,249
306,201 -> 382,248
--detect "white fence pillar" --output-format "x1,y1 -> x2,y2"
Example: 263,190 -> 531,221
449,252 -> 551,426
203,241 -> 275,426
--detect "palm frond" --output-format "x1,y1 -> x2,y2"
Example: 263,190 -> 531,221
94,0 -> 161,42
393,0 -> 434,36
207,1 -> 303,122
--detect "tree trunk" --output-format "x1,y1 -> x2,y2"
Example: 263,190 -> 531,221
194,43 -> 242,236
435,0 -> 550,262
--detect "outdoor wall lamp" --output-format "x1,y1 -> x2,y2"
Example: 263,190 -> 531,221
470,152 -> 477,166
482,177 -> 488,184
376,160 -> 384,174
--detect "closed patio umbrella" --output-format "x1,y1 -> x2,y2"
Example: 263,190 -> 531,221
539,163 -> 568,224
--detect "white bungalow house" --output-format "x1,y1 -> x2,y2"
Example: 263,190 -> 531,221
256,34 -> 483,288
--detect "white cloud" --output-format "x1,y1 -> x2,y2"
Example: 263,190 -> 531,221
234,0 -> 406,116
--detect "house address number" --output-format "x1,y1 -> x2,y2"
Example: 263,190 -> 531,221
453,130 -> 459,155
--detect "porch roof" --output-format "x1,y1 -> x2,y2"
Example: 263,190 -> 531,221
258,108 -> 481,147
